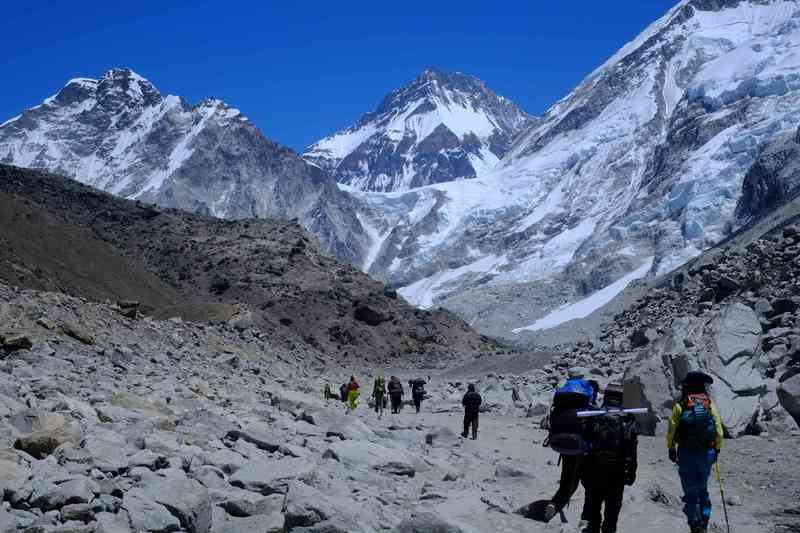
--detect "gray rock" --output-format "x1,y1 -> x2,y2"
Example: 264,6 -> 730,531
0,506 -> 15,533
777,374 -> 800,428
715,303 -> 760,364
494,464 -> 534,478
229,457 -> 315,495
217,490 -> 284,517
212,512 -> 283,533
142,477 -> 212,533
283,481 -> 376,532
323,440 -> 415,476
123,489 -> 181,533
95,510 -> 133,533
12,412 -> 83,459
424,426 -> 458,447
392,512 -> 466,533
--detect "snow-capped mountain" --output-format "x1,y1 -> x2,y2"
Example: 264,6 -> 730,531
0,68 -> 368,264
350,0 -> 800,337
304,68 -> 533,192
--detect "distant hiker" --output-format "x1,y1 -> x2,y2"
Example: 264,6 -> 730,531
346,375 -> 360,411
373,374 -> 387,417
542,372 -> 597,522
667,371 -> 724,533
410,378 -> 426,413
579,384 -> 638,533
339,382 -> 348,402
324,383 -> 333,401
461,383 -> 482,439
388,376 -> 404,414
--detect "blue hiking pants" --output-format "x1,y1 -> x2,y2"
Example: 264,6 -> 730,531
678,448 -> 716,527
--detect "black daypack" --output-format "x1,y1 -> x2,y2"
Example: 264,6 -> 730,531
545,390 -> 592,455
589,414 -> 636,466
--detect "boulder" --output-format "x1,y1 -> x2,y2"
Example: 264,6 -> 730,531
0,448 -> 32,502
59,323 -> 95,345
354,305 -> 389,326
0,505 -> 16,533
213,513 -> 283,533
142,478 -> 212,533
12,412 -> 83,459
217,491 -> 284,517
715,304 -> 760,364
777,374 -> 800,428
226,425 -> 282,453
229,458 -> 315,495
323,440 -> 415,476
95,510 -> 133,533
123,489 -> 181,533
392,512 -> 466,533
0,332 -> 32,352
424,426 -> 458,447
283,481 -> 377,532
494,464 -> 535,478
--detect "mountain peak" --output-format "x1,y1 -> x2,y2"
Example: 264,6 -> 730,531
96,68 -> 161,106
304,69 -> 533,192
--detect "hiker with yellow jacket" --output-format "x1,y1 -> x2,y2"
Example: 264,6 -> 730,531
666,371 -> 724,533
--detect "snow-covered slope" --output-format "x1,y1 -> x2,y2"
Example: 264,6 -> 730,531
0,68 -> 368,264
350,0 -> 800,338
304,68 -> 533,192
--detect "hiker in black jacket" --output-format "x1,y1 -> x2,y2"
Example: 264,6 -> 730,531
461,383 -> 482,439
387,376 -> 404,414
410,378 -> 426,413
579,384 -> 638,533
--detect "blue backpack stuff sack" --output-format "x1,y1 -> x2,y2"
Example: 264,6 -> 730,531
546,378 -> 594,455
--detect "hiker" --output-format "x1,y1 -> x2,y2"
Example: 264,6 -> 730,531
579,384 -> 638,533
373,374 -> 387,416
324,383 -> 333,401
346,375 -> 360,411
388,375 -> 404,414
461,383 -> 482,439
667,371 -> 724,533
542,370 -> 598,522
410,378 -> 426,413
339,382 -> 348,403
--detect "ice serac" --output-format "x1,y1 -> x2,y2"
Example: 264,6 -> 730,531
348,0 -> 800,338
0,68 -> 368,264
304,68 -> 534,192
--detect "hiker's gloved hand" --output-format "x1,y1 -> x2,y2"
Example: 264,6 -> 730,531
625,467 -> 636,486
668,448 -> 678,464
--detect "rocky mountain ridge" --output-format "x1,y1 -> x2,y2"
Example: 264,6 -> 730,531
0,68 -> 368,265
0,164 -> 500,363
304,68 -> 533,192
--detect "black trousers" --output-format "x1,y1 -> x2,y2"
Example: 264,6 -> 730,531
580,468 -> 625,533
551,455 -> 583,512
462,413 -> 478,438
413,394 -> 423,413
390,395 -> 402,413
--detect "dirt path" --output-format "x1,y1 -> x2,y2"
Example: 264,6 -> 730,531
352,407 -> 799,532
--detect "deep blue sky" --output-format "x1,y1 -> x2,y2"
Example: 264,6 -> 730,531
2,1 -> 677,151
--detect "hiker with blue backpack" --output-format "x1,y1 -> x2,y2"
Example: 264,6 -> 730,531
540,371 -> 599,522
667,371 -> 724,533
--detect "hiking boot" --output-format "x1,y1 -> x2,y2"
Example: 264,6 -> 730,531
543,503 -> 557,522
460,432 -> 468,438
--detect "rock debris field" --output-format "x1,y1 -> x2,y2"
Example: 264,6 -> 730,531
1,281 -> 799,532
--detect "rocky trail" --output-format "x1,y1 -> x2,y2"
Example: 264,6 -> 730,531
1,279 -> 798,532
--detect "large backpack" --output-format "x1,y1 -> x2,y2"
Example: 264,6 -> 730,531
677,393 -> 717,450
589,414 -> 636,467
545,379 -> 593,455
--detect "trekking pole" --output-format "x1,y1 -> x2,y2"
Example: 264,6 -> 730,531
715,460 -> 731,533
